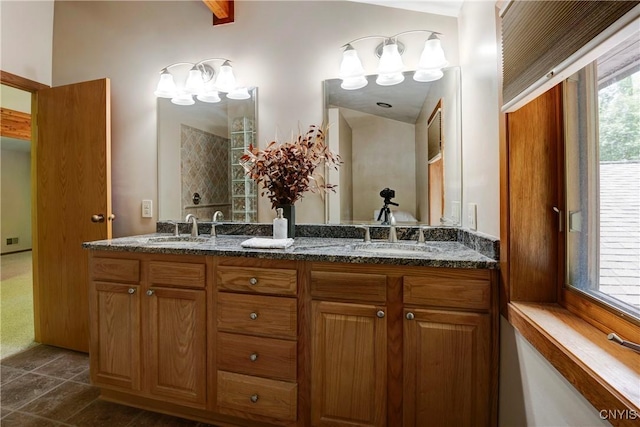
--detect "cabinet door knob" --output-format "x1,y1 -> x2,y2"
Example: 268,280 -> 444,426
128,288 -> 136,294
376,310 -> 385,318
146,290 -> 154,296
406,312 -> 415,320
249,277 -> 258,285
250,394 -> 259,403
249,312 -> 258,320
249,353 -> 258,362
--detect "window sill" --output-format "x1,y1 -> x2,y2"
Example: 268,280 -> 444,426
506,302 -> 640,426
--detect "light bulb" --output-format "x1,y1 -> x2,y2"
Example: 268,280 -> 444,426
227,87 -> 251,100
341,76 -> 368,90
197,91 -> 221,103
376,42 -> 404,86
417,35 -> 448,70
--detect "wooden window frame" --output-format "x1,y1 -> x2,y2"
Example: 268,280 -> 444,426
501,79 -> 640,426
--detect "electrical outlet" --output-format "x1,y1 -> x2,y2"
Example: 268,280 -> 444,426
468,203 -> 477,231
142,199 -> 153,218
6,237 -> 18,245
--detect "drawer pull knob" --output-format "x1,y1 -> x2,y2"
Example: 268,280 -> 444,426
146,290 -> 154,296
406,312 -> 415,320
250,394 -> 259,403
128,288 -> 136,294
249,312 -> 258,320
249,353 -> 258,362
376,310 -> 385,318
249,277 -> 258,285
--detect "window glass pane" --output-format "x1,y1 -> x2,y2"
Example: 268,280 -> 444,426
565,29 -> 640,319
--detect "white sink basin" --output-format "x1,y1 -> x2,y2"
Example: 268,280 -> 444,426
349,242 -> 443,255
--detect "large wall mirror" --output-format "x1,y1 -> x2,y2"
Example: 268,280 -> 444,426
157,89 -> 258,222
324,67 -> 461,226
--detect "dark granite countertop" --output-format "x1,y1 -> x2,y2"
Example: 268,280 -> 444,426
83,227 -> 499,269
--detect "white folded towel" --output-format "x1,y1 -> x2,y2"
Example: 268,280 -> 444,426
240,237 -> 294,249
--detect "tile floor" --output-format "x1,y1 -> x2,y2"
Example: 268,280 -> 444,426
0,345 -> 217,426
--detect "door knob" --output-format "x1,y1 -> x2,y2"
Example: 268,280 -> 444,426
406,312 -> 415,320
108,214 -> 116,221
91,214 -> 105,223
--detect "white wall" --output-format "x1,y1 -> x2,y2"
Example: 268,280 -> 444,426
0,0 -> 54,85
1,85 -> 33,254
1,146 -> 32,254
459,0 -> 500,236
50,0 -> 458,236
350,114 -> 416,221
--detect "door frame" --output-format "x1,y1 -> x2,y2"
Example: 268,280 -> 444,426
1,70 -> 50,342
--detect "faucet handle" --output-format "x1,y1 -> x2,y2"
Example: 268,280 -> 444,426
355,225 -> 371,242
418,225 -> 429,243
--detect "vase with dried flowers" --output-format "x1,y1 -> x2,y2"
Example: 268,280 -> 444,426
240,124 -> 341,237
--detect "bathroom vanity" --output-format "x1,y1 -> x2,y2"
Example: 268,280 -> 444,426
84,226 -> 499,426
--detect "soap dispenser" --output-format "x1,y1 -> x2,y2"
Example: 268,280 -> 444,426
273,208 -> 288,240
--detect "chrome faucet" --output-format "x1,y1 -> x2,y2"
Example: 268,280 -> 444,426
167,220 -> 179,236
211,211 -> 224,237
355,225 -> 371,243
185,214 -> 198,237
388,213 -> 398,243
417,225 -> 430,243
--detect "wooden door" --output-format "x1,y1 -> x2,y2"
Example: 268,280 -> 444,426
311,301 -> 387,427
428,156 -> 444,225
89,282 -> 140,391
403,308 -> 491,427
146,287 -> 207,408
35,79 -> 112,352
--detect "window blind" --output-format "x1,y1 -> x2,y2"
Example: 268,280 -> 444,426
501,0 -> 638,106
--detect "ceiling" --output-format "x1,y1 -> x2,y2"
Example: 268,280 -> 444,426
325,72 -> 434,124
347,0 -> 464,17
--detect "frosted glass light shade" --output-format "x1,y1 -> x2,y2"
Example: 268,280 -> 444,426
341,76 -> 368,90
376,43 -> 404,86
171,92 -> 195,106
154,72 -> 177,98
215,61 -> 237,93
197,90 -> 221,103
340,46 -> 365,79
413,68 -> 443,82
376,72 -> 404,86
185,68 -> 204,94
227,87 -> 251,100
417,36 -> 448,70
377,43 -> 404,75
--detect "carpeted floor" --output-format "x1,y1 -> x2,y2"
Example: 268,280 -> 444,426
1,250 -> 37,359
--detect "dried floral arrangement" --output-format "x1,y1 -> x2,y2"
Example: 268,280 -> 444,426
240,125 -> 341,208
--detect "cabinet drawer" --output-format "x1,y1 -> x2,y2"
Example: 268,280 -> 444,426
217,332 -> 297,381
217,371 -> 297,421
403,275 -> 490,311
311,270 -> 387,302
148,261 -> 205,288
217,266 -> 297,296
91,257 -> 140,283
217,293 -> 297,339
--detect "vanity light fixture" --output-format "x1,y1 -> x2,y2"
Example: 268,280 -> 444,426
154,58 -> 251,105
339,30 -> 448,90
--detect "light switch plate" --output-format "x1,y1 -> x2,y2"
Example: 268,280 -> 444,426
142,199 -> 153,218
468,203 -> 477,231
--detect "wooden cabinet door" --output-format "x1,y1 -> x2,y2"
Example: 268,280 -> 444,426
403,308 -> 491,427
311,301 -> 386,427
89,282 -> 140,391
146,287 -> 207,408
